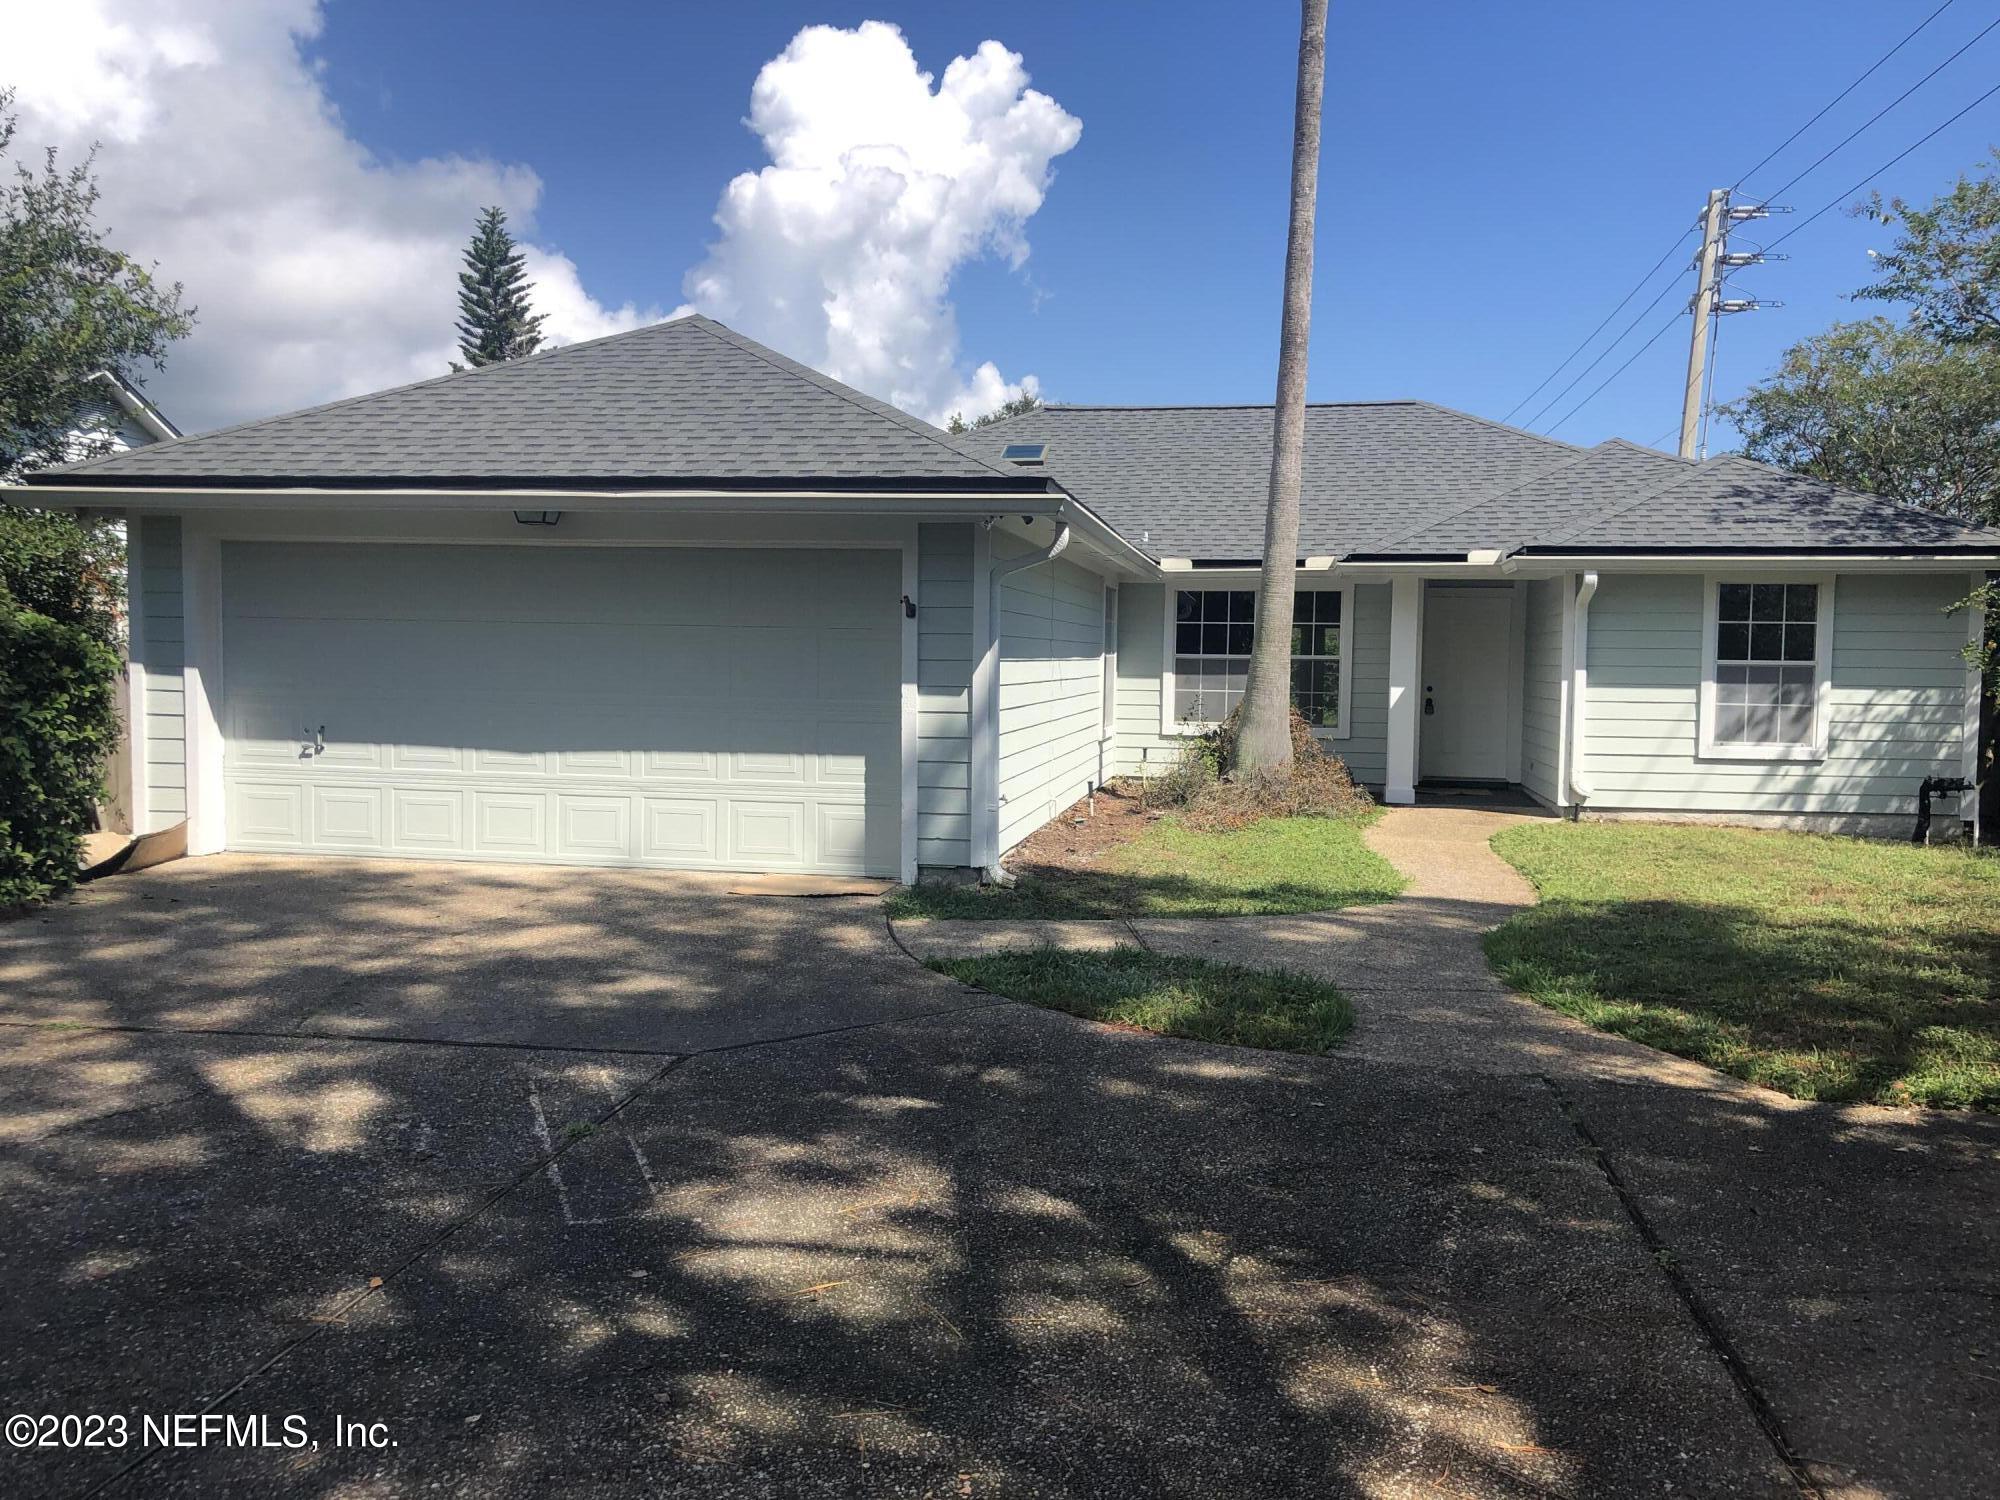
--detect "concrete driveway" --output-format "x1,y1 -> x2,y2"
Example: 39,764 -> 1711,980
1,855 -> 1995,1498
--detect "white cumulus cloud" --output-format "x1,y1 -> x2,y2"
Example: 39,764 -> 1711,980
0,0 -> 656,433
1,7 -> 1074,437
681,21 -> 1080,426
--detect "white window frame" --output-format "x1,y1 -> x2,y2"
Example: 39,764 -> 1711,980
1697,572 -> 1835,763
1159,580 -> 1354,741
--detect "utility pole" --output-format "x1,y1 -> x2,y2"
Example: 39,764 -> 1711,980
1678,191 -> 1783,460
1679,189 -> 1729,460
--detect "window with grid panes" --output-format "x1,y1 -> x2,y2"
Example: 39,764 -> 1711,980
1172,589 -> 1342,727
1713,582 -> 1820,747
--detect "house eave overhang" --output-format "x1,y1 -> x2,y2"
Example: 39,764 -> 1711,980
1511,545 -> 2000,568
20,471 -> 1060,497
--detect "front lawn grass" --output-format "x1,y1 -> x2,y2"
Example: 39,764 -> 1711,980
888,813 -> 1405,920
930,946 -> 1355,1054
1486,822 -> 2000,1110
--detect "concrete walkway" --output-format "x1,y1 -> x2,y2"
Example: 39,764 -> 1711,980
893,805 -> 1725,1088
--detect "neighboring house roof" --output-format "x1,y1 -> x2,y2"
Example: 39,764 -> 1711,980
29,315 -> 1050,494
972,405 -> 1997,561
91,369 -> 182,441
58,370 -> 181,465
963,402 -> 1574,559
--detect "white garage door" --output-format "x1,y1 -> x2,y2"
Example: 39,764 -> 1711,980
221,542 -> 902,875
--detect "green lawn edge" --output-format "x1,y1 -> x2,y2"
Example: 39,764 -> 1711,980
1483,822 -> 2000,1111
929,946 -> 1355,1055
888,810 -> 1406,920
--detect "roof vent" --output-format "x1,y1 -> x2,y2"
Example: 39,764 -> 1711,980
1001,441 -> 1048,467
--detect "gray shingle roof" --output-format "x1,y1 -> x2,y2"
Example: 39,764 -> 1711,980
1523,454 -> 1995,553
1358,439 -> 1690,556
965,402 -> 1576,559
971,406 -> 1996,560
30,315 -> 1041,492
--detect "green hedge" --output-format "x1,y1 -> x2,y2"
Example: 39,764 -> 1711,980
0,601 -> 121,908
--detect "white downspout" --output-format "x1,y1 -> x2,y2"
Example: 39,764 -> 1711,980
1568,571 -> 1599,805
976,521 -> 1071,884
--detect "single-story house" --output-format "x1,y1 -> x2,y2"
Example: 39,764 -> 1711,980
16,315 -> 1993,882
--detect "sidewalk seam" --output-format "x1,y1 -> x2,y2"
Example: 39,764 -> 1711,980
1539,1073 -> 1825,1499
85,1053 -> 690,1499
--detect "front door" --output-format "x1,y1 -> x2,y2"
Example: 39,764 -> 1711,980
1420,585 -> 1513,782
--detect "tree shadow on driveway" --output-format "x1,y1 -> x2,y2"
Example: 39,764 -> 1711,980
0,856 -> 1984,1496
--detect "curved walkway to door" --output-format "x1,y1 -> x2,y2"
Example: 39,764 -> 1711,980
892,805 -> 1728,1088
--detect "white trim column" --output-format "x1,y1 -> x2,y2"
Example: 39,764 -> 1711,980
968,523 -> 996,868
1384,575 -> 1423,805
1968,570 -> 1987,842
898,524 -> 921,884
182,525 -> 226,855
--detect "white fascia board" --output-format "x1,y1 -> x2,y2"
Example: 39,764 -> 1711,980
1340,553 -> 2000,576
90,370 -> 181,442
2,483 -> 1071,516
1510,552 -> 2000,572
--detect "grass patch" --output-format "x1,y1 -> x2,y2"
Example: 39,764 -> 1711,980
931,946 -> 1354,1054
888,812 -> 1406,920
1486,822 -> 2000,1110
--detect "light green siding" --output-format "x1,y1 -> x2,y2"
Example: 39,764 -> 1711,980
916,523 -> 974,869
1582,572 -> 1972,817
1113,581 -> 1390,789
1519,577 -> 1564,806
996,535 -> 1109,855
134,515 -> 187,832
1339,584 -> 1391,787
1111,582 -> 1177,776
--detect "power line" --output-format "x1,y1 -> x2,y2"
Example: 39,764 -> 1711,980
1543,309 -> 1685,437
1499,226 -> 1695,424
1523,271 -> 1687,432
1742,12 -> 2000,208
1728,0 -> 1960,192
1764,75 -> 2000,252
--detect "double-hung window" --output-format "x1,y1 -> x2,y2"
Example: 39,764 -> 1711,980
1700,577 -> 1832,760
1169,585 -> 1350,736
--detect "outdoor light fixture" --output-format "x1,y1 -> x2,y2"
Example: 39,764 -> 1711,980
512,510 -> 563,526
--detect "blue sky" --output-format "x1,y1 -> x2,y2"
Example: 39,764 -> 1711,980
16,1 -> 2000,445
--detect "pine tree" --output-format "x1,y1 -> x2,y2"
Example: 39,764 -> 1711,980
454,206 -> 545,368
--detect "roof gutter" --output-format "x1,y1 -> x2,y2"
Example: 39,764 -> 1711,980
0,482 -> 1072,516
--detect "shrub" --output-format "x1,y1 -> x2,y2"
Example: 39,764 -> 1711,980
0,507 -> 124,643
1142,705 -> 1375,831
0,595 -> 122,909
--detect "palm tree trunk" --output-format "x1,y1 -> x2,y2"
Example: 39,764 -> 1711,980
1232,0 -> 1328,775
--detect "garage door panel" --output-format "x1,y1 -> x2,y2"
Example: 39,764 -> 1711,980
224,542 -> 730,627
313,785 -> 385,847
556,795 -> 633,859
230,782 -> 306,845
221,543 -> 901,875
471,792 -> 548,854
816,630 -> 901,699
640,798 -> 720,862
731,801 -> 806,864
392,789 -> 465,851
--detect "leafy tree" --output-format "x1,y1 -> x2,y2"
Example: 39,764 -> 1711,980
946,391 -> 1041,434
1723,153 -> 2000,693
0,90 -> 193,479
454,206 -> 546,368
1853,149 -> 1999,347
1727,319 -> 2000,524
